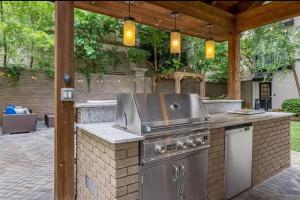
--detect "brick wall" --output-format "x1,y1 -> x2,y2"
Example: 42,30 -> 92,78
252,117 -> 291,185
76,128 -> 140,200
208,128 -> 225,200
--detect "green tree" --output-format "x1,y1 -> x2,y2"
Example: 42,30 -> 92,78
0,1 -> 54,80
11,1 -> 54,69
138,25 -> 169,73
127,47 -> 149,66
185,36 -> 228,83
241,22 -> 300,96
74,9 -> 124,90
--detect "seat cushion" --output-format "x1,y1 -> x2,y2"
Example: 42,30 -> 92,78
5,107 -> 16,114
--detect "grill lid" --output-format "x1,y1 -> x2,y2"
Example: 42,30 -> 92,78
116,93 -> 210,135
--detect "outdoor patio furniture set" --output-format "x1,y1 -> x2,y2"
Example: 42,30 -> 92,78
1,105 -> 54,134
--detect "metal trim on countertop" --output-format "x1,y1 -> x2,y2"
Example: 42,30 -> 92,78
225,123 -> 252,131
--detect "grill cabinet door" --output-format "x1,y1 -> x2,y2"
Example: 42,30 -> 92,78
178,149 -> 208,200
142,160 -> 179,200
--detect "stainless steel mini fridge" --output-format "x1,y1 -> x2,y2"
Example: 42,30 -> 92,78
225,125 -> 253,199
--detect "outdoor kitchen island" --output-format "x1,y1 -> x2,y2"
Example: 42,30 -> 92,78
75,102 -> 293,200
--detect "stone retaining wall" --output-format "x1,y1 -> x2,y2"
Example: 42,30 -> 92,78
1,70 -> 249,124
0,71 -> 151,124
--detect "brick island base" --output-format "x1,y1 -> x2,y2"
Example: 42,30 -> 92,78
76,129 -> 140,200
208,117 -> 291,200
76,116 -> 291,200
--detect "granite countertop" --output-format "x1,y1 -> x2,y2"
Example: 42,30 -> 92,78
76,122 -> 143,144
75,100 -> 117,108
210,112 -> 294,129
76,112 -> 293,143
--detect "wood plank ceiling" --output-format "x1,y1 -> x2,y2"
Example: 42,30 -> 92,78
75,1 -> 300,42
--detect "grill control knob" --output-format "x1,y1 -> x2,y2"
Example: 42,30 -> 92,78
196,137 -> 205,145
155,144 -> 166,154
187,139 -> 197,147
177,141 -> 187,149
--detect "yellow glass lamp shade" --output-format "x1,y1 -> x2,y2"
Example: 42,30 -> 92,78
170,30 -> 181,54
123,17 -> 136,46
205,39 -> 215,59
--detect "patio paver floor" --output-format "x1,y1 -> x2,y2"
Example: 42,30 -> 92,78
0,122 -> 53,200
0,122 -> 300,200
233,166 -> 300,200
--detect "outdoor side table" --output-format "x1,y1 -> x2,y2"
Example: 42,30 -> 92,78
45,113 -> 54,127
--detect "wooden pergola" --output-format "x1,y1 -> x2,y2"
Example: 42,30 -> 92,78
153,72 -> 206,96
55,1 -> 300,199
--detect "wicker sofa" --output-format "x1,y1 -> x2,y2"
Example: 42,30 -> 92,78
2,113 -> 37,134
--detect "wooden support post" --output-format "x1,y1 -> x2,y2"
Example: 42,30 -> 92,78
228,31 -> 241,100
174,73 -> 182,94
55,2 -> 75,200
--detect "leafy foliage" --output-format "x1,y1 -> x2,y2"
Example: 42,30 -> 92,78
0,1 -> 229,87
0,1 -> 54,84
127,47 -> 149,64
241,21 -> 300,96
0,1 -> 54,68
241,22 -> 298,73
282,99 -> 300,116
138,26 -> 197,77
138,25 -> 170,74
184,36 -> 228,82
74,9 -> 124,90
2,64 -> 23,85
159,57 -> 183,75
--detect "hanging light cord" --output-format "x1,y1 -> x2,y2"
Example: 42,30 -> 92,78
174,13 -> 177,30
128,0 -> 131,17
208,24 -> 213,40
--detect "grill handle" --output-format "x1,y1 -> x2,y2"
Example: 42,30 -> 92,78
172,164 -> 178,182
178,162 -> 185,179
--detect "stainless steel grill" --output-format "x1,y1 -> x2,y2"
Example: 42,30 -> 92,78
116,93 -> 210,135
116,93 -> 211,200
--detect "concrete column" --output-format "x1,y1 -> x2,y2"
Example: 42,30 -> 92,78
132,68 -> 147,93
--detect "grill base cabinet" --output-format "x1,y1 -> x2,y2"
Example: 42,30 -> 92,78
142,149 -> 208,200
115,93 -> 211,200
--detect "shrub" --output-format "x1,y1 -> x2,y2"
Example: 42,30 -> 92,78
282,99 -> 300,116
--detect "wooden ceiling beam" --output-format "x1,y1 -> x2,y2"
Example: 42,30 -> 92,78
236,1 -> 300,32
75,1 -> 230,41
231,1 -> 264,14
148,1 -> 235,31
210,1 -> 239,13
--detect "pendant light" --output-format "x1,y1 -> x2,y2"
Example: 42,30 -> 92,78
170,12 -> 181,54
123,1 -> 135,46
205,24 -> 215,59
